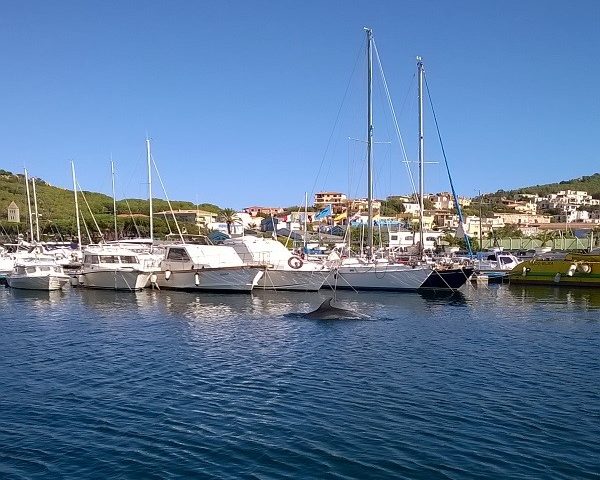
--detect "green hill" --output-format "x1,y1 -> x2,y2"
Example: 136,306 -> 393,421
0,169 -> 222,240
493,173 -> 600,198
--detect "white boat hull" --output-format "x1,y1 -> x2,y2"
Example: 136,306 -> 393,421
329,264 -> 432,291
155,267 -> 263,292
7,274 -> 69,291
79,269 -> 152,291
255,269 -> 327,291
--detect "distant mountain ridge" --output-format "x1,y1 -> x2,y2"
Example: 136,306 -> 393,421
494,173 -> 600,198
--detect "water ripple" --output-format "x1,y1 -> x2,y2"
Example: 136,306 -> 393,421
0,285 -> 599,478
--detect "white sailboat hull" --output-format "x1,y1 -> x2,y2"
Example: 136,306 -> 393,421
328,263 -> 432,291
79,269 -> 152,291
255,269 -> 327,291
155,267 -> 263,292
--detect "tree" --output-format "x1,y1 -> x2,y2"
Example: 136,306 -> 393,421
380,199 -> 405,216
219,208 -> 238,235
491,225 -> 524,238
536,230 -> 556,247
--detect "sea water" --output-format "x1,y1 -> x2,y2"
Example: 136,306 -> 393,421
0,285 -> 598,479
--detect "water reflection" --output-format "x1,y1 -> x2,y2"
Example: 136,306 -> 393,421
6,286 -> 67,306
149,290 -> 469,320
76,287 -> 161,314
506,284 -> 600,310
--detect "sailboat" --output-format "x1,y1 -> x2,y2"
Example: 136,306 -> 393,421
331,29 -> 472,292
74,160 -> 155,291
5,170 -> 70,291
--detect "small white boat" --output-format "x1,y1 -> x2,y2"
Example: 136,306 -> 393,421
472,249 -> 521,283
78,245 -> 154,291
6,259 -> 70,291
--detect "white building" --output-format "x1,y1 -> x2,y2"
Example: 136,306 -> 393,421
463,216 -> 505,239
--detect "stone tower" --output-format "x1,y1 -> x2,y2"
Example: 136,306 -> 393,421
7,201 -> 20,223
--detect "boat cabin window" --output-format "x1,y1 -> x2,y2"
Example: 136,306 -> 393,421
54,266 -> 62,273
120,256 -> 138,264
390,235 -> 398,241
84,255 -> 99,264
167,248 -> 191,261
500,256 -> 514,265
26,266 -> 36,274
39,266 -> 51,271
486,254 -> 497,261
16,266 -> 26,274
99,255 -> 118,264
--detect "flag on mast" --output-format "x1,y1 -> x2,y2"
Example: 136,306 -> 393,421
315,204 -> 332,220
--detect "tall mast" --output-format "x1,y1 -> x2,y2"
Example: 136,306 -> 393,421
366,27 -> 374,258
111,160 -> 118,241
71,161 -> 82,251
478,190 -> 483,250
417,56 -> 425,254
146,137 -> 154,244
32,177 -> 40,242
24,169 -> 34,242
303,191 -> 308,249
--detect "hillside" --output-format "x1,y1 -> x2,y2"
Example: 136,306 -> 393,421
0,169 -> 222,239
493,173 -> 600,198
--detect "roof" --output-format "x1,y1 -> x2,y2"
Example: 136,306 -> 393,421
8,201 -> 18,209
154,209 -> 218,216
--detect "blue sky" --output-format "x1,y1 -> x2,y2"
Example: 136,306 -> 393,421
1,1 -> 598,209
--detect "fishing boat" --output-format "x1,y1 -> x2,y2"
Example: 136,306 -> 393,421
509,250 -> 600,287
6,258 -> 70,291
331,29 -> 472,292
224,235 -> 328,291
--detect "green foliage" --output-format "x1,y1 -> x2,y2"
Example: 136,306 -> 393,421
219,207 -> 238,235
493,172 -> 600,198
535,230 -> 556,246
490,225 -> 524,238
0,169 -> 224,240
380,198 -> 406,216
